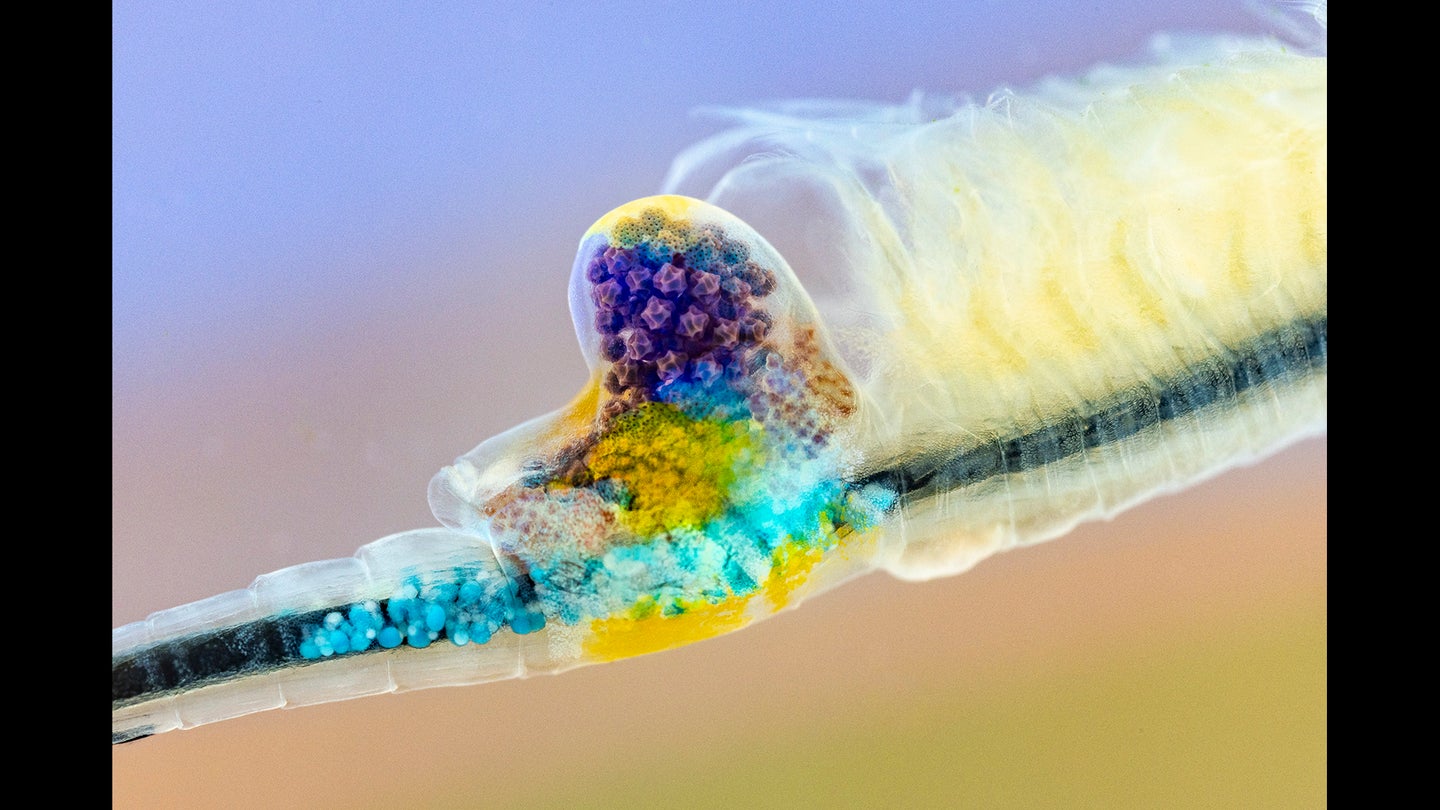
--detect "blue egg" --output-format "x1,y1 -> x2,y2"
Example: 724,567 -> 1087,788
377,627 -> 403,649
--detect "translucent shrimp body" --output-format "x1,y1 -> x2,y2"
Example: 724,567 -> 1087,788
666,26 -> 1326,577
113,10 -> 1326,743
114,197 -> 886,743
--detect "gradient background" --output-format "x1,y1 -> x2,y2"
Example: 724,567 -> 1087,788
113,2 -> 1326,807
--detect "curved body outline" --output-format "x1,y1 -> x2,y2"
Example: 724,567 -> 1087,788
109,3 -> 1324,755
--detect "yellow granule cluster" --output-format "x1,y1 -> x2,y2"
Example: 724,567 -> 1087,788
606,206 -> 701,253
609,215 -> 646,247
586,402 -> 756,535
610,208 -> 666,248
652,225 -> 696,255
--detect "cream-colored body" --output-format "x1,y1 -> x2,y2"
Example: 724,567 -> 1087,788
669,28 -> 1326,578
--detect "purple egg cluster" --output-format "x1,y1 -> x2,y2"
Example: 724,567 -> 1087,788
587,216 -> 778,409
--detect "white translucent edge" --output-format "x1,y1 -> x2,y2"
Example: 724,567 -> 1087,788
114,527 -> 598,740
882,368 -> 1327,580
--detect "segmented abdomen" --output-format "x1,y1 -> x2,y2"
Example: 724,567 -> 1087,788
670,34 -> 1327,577
112,528 -> 554,743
